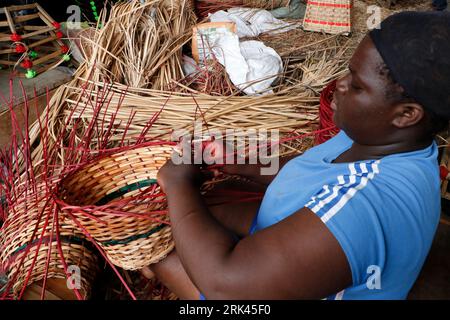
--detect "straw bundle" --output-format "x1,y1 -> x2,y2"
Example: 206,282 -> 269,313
194,0 -> 290,20
242,0 -> 291,9
303,0 -> 352,35
195,1 -> 243,20
65,80 -> 317,133
352,0 -> 432,41
57,144 -> 175,270
78,0 -> 196,89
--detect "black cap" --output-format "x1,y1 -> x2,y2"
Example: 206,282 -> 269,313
369,11 -> 450,120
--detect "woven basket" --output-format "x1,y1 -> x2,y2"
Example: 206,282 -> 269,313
303,0 -> 352,35
57,144 -> 176,271
0,185 -> 99,299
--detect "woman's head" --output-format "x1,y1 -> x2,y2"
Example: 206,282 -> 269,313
332,11 -> 450,145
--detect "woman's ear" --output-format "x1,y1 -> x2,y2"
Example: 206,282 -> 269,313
391,103 -> 425,128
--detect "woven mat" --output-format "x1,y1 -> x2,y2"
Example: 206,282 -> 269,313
303,0 -> 351,35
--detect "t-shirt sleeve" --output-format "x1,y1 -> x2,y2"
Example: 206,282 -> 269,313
304,160 -> 385,286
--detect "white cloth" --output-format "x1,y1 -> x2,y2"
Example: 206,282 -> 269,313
209,8 -> 298,38
210,34 -> 282,95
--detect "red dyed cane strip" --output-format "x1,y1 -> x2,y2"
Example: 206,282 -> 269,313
304,19 -> 350,27
440,165 -> 449,180
307,1 -> 352,9
62,208 -> 137,300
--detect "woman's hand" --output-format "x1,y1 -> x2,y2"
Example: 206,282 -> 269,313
157,161 -> 204,193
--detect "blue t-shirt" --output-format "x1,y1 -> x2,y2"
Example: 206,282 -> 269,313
254,131 -> 441,299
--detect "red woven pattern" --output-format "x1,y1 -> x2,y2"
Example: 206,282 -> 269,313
303,0 -> 352,34
315,80 -> 339,145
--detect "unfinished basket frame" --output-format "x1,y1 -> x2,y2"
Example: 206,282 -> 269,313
303,0 -> 352,35
0,3 -> 69,78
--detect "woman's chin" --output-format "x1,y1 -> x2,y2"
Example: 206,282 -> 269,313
332,114 -> 339,127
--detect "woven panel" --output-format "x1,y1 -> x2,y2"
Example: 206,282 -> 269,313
303,0 -> 352,35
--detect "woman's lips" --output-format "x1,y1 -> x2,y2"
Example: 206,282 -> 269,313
330,92 -> 338,112
330,99 -> 338,112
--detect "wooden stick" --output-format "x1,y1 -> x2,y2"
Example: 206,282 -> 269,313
35,4 -> 55,24
3,3 -> 38,12
0,35 -> 13,42
36,12 -> 64,47
28,35 -> 58,49
23,26 -> 49,31
0,59 -> 17,65
14,13 -> 40,24
22,26 -> 54,40
4,7 -> 16,34
37,12 -> 53,28
32,50 -> 61,65
0,48 -> 15,54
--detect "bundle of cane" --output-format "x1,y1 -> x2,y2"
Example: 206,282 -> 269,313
242,0 -> 291,9
195,0 -> 290,20
195,0 -> 244,20
79,0 -> 196,89
177,55 -> 241,96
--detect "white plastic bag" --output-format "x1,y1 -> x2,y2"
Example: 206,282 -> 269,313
191,22 -> 283,95
212,38 -> 282,95
209,8 -> 298,38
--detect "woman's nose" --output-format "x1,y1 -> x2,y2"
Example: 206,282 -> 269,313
335,73 -> 349,94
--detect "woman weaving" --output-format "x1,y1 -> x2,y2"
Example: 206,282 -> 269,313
146,11 -> 450,299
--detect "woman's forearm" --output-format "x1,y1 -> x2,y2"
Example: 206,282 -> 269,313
164,180 -> 237,296
220,154 -> 298,185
